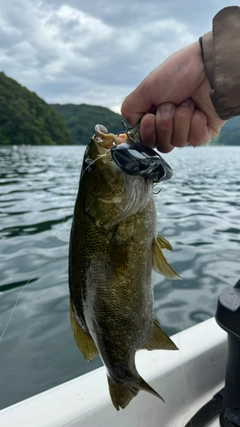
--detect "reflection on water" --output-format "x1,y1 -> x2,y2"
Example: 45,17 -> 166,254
0,145 -> 239,409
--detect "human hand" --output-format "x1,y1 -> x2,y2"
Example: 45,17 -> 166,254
121,42 -> 226,153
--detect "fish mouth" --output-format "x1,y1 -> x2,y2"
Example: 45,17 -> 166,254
94,124 -> 173,184
94,124 -> 130,150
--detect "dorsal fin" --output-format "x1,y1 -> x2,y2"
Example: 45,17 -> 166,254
152,237 -> 181,279
156,234 -> 172,250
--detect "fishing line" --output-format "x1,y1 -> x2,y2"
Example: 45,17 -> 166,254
0,194 -> 76,342
0,149 -> 112,342
168,278 -> 192,424
155,182 -> 192,422
80,150 -> 111,178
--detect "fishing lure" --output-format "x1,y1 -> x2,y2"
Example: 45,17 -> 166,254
111,122 -> 173,183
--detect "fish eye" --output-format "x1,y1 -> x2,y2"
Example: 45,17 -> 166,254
84,158 -> 96,173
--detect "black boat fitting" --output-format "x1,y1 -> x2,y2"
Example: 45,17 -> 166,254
184,279 -> 240,427
216,279 -> 240,427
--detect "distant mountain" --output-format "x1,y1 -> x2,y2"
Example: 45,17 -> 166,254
50,103 -> 124,145
217,116 -> 240,145
220,116 -> 240,133
0,72 -> 72,145
209,116 -> 240,146
1,70 -> 240,146
52,103 -> 240,147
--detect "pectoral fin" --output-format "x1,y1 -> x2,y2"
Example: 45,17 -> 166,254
152,236 -> 181,280
70,298 -> 98,361
143,318 -> 178,351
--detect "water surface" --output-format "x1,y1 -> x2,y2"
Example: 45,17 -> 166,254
0,145 -> 239,409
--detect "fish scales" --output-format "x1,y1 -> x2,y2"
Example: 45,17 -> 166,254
69,124 -> 180,410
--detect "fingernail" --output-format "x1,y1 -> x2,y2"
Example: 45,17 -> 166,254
159,103 -> 175,118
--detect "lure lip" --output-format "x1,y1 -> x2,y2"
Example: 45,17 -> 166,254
111,142 -> 173,183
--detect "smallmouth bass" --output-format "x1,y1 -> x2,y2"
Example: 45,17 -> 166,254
68,124 -> 180,410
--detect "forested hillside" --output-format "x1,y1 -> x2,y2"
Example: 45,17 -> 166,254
51,103 -> 240,147
210,116 -> 240,146
50,103 -> 123,145
1,71 -> 240,146
217,116 -> 240,145
0,72 -> 72,145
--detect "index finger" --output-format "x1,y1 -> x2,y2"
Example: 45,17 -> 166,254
121,81 -> 154,126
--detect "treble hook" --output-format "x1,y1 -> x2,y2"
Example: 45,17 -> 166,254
117,120 -> 141,143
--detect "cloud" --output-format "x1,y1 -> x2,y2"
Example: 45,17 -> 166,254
0,0 -> 235,111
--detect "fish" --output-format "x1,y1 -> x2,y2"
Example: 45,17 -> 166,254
68,123 -> 180,410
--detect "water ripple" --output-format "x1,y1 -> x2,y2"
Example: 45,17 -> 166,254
0,145 -> 239,409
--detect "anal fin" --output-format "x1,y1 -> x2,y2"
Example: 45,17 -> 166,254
70,298 -> 98,361
143,318 -> 178,351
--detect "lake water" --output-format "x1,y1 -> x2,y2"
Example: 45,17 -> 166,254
0,145 -> 239,410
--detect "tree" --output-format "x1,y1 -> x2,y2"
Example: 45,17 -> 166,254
0,72 -> 73,145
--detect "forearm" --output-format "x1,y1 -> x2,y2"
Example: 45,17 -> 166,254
201,6 -> 240,120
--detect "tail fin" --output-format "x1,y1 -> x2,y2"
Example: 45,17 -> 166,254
107,375 -> 164,410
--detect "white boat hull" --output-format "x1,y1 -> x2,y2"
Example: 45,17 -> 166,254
0,317 -> 227,427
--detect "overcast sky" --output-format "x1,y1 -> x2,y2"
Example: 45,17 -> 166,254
0,0 -> 235,112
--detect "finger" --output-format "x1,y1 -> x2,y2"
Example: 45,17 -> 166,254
171,99 -> 195,147
121,84 -> 150,126
140,113 -> 157,148
188,109 -> 212,146
154,103 -> 175,153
